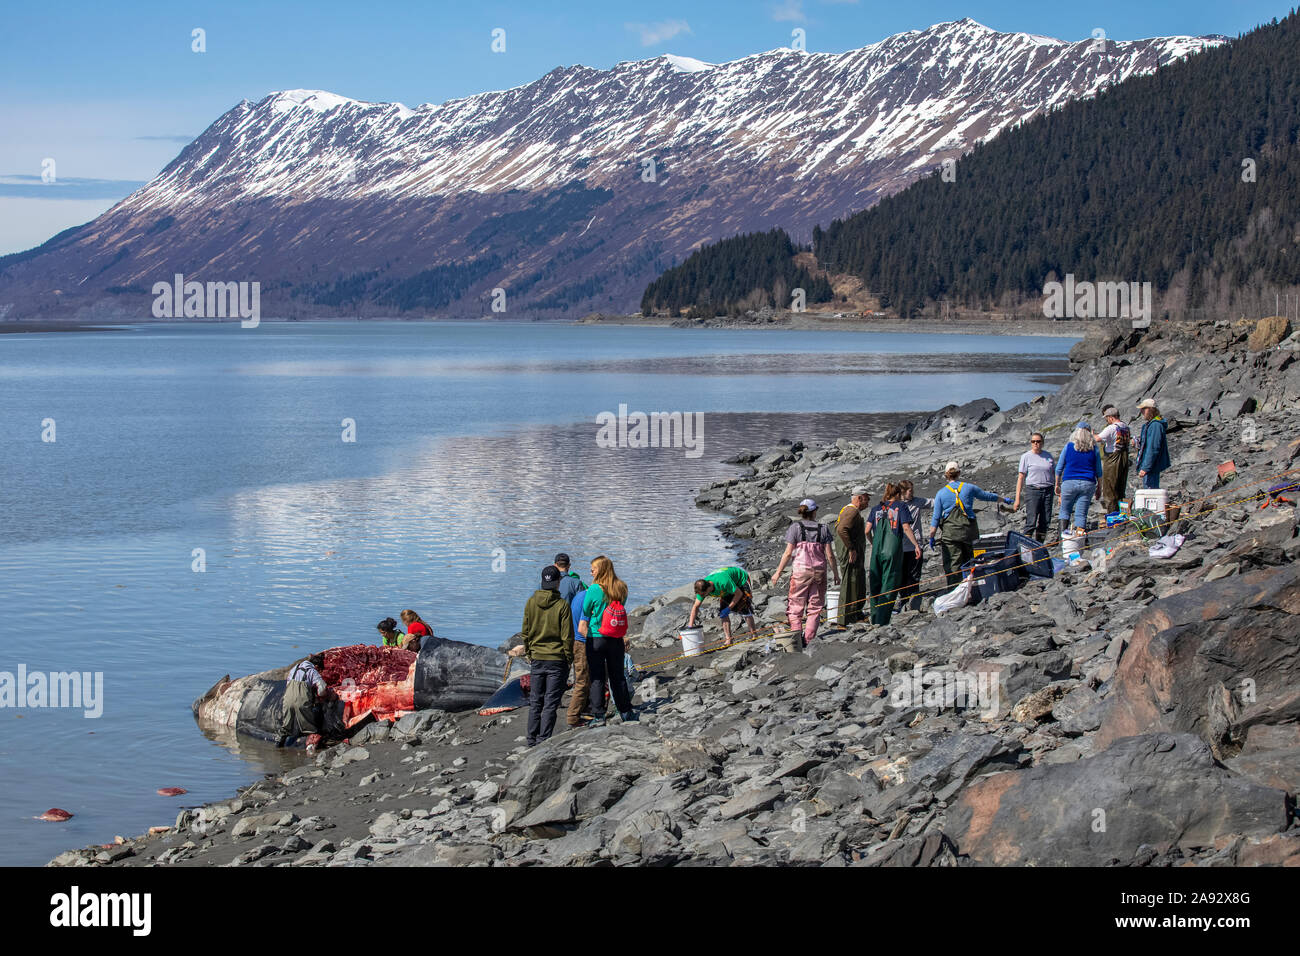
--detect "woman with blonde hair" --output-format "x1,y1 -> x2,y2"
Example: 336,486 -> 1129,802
400,609 -> 432,640
580,556 -> 635,725
1054,423 -> 1103,533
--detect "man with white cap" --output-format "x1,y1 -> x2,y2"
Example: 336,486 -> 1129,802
930,462 -> 1010,589
834,487 -> 870,625
773,498 -> 840,646
1094,406 -> 1132,512
1135,399 -> 1171,489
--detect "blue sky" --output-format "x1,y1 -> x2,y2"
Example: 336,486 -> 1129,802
0,0 -> 1290,254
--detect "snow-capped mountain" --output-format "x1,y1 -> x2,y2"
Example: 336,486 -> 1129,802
0,19 -> 1226,319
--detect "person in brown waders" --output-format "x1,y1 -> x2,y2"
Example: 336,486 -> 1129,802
1094,406 -> 1132,513
834,487 -> 870,625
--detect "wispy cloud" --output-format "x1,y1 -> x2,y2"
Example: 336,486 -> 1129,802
134,134 -> 196,143
625,19 -> 693,47
771,0 -> 806,21
0,175 -> 147,200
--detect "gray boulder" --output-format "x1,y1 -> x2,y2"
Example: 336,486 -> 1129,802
947,733 -> 1287,865
1096,563 -> 1300,760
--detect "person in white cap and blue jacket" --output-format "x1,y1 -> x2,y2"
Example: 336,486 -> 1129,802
1135,398 -> 1171,489
773,498 -> 840,646
930,462 -> 1011,589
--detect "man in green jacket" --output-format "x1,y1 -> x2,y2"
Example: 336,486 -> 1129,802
517,565 -> 574,746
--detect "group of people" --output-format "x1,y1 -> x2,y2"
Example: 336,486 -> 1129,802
1013,398 -> 1171,542
512,553 -> 636,746
375,609 -> 432,651
279,401 -> 1174,752
276,609 -> 433,749
818,469 -> 1010,630
769,397 -> 1174,642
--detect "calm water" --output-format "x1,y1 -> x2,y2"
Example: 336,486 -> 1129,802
0,321 -> 1074,864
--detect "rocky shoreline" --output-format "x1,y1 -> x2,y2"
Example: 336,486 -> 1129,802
50,317 -> 1300,868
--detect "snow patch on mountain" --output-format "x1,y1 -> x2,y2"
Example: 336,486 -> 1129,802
661,54 -> 714,73
269,90 -> 358,113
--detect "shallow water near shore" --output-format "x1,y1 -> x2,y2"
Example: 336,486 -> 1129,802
0,321 -> 1074,865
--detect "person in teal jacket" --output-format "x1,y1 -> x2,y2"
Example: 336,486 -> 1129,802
1135,399 -> 1171,489
581,556 -> 635,725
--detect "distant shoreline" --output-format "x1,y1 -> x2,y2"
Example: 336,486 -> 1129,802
0,322 -> 130,334
577,313 -> 1094,337
0,315 -> 1090,338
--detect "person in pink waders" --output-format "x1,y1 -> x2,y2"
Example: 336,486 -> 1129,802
772,498 -> 840,648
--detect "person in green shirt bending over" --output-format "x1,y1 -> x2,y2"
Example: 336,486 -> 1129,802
689,566 -> 758,647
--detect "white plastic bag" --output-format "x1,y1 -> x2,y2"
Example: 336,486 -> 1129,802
933,575 -> 975,615
1148,533 -> 1186,559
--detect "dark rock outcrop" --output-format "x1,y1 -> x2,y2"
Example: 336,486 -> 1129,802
947,733 -> 1288,865
1096,563 -> 1300,758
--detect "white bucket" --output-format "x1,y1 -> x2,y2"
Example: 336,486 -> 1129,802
679,626 -> 706,658
1134,488 -> 1168,516
1061,531 -> 1085,562
825,587 -> 840,621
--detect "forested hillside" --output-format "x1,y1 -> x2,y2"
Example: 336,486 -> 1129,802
640,230 -> 834,317
645,11 -> 1300,320
814,10 -> 1300,317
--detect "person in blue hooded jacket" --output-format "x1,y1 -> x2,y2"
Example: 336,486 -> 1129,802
1135,399 -> 1171,489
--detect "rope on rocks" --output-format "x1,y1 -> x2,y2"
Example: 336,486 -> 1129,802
633,464 -> 1299,673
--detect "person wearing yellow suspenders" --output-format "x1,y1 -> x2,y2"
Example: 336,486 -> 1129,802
929,463 -> 1010,590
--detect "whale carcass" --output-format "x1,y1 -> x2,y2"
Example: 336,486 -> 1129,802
193,638 -> 512,745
